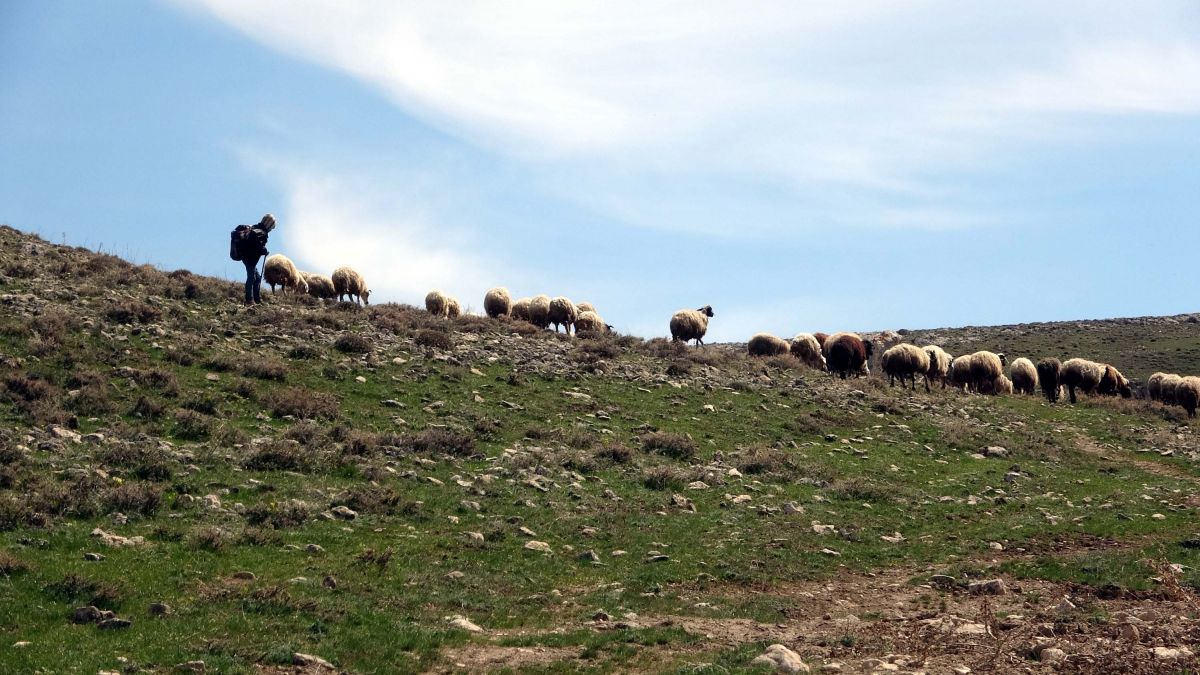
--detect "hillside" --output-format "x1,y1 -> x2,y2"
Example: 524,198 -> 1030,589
3,224 -> 1200,674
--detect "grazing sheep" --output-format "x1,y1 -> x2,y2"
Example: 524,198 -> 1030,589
950,355 -> 973,391
748,333 -> 790,357
1037,358 -> 1062,403
547,296 -> 577,333
446,297 -> 461,318
576,302 -> 596,314
969,352 -> 1006,393
790,333 -> 827,371
1059,358 -> 1106,404
669,305 -> 714,346
1009,358 -> 1038,395
330,266 -> 369,305
302,272 -> 336,301
985,374 -> 1014,395
484,287 -> 512,318
1177,376 -> 1200,418
574,310 -> 607,334
924,346 -> 953,389
424,290 -> 460,317
881,343 -> 931,391
1161,374 -> 1184,405
263,254 -> 309,295
1099,364 -> 1132,398
823,332 -> 872,379
1147,372 -> 1167,402
528,295 -> 552,329
510,297 -> 532,323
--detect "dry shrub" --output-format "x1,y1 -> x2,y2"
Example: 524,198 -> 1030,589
829,477 -> 890,504
43,573 -> 123,609
335,485 -> 417,516
334,333 -> 370,354
643,465 -> 686,491
287,344 -> 321,360
172,409 -> 213,440
594,442 -> 634,464
189,526 -> 231,551
401,428 -> 475,456
204,354 -> 287,381
105,299 -> 160,324
355,547 -> 394,571
131,396 -> 164,419
737,446 -> 798,476
244,500 -> 310,529
414,329 -> 453,350
243,440 -> 316,472
105,482 -> 163,517
3,373 -> 56,402
640,432 -> 698,461
263,386 -> 339,420
0,550 -> 29,576
31,308 -> 76,343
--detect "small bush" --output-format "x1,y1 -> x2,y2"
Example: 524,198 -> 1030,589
594,443 -> 633,464
0,550 -> 29,576
131,396 -> 164,419
244,499 -> 310,529
238,356 -> 288,382
106,482 -> 163,517
172,409 -> 213,440
354,547 -> 394,571
334,333 -> 370,354
243,441 -> 315,472
287,344 -> 320,360
640,432 -> 698,461
4,374 -> 55,402
189,526 -> 231,551
106,300 -> 160,324
643,466 -> 685,491
401,428 -> 475,456
263,386 -> 340,420
737,446 -> 797,476
414,329 -> 453,350
43,573 -> 123,609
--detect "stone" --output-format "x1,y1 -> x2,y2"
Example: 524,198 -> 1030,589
330,505 -> 357,520
292,652 -> 335,670
304,543 -> 325,554
83,552 -> 105,562
578,550 -> 602,563
49,425 -> 82,443
929,574 -> 956,589
97,617 -> 132,630
968,579 -> 1006,595
71,606 -> 112,624
687,481 -> 710,490
202,494 -> 222,510
447,615 -> 485,633
12,641 -> 31,648
751,644 -> 810,673
983,446 -> 1008,458
1038,648 -> 1067,664
1152,647 -> 1193,660
148,602 -> 171,617
175,661 -> 206,672
524,540 -> 553,553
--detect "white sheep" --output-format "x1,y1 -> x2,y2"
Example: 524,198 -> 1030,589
1161,374 -> 1184,405
576,301 -> 597,314
1177,376 -> 1200,417
484,287 -> 512,318
331,266 -> 370,305
510,297 -> 532,323
747,333 -> 790,357
969,351 -> 1006,393
669,305 -> 714,345
790,333 -> 827,370
446,297 -> 461,318
548,297 -> 577,333
1147,372 -> 1167,402
302,272 -> 336,301
881,343 -> 931,391
1009,357 -> 1038,395
263,254 -> 309,295
949,355 -> 973,391
923,345 -> 953,389
528,295 -> 552,329
574,310 -> 608,334
425,290 -> 452,317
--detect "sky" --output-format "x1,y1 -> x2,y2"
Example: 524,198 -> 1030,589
1,1 -> 1198,342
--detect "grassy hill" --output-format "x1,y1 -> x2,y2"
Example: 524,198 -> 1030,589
3,224 -> 1200,673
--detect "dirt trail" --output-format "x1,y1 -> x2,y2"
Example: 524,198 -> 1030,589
1072,436 -> 1200,485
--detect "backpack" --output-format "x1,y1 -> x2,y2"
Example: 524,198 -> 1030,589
229,225 -> 269,261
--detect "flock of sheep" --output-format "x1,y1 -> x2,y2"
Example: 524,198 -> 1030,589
250,262 -> 1179,415
745,329 -> 1140,407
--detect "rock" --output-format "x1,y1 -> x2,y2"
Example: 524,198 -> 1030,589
174,661 -> 206,672
97,617 -> 132,630
1152,513 -> 1166,520
880,532 -> 905,544
930,574 -> 956,589
292,652 -> 335,670
1118,623 -> 1140,641
730,494 -> 752,504
524,540 -> 553,553
330,505 -> 357,520
646,554 -> 670,563
1038,647 -> 1067,664
577,550 -> 601,563
951,667 -> 971,675
90,528 -> 144,548
83,552 -> 105,562
447,615 -> 485,633
592,609 -> 611,622
304,543 -> 325,554
687,481 -> 709,490
148,602 -> 171,617
49,425 -> 82,443
982,446 -> 1008,458
987,541 -> 1004,551
954,623 -> 988,636
1152,647 -> 1193,660
71,606 -> 113,624
751,644 -> 810,673
322,575 -> 337,589
464,531 -> 485,544
783,502 -> 804,514
1052,597 -> 1076,613
518,526 -> 538,537
445,570 -> 465,581
81,433 -> 105,444
968,579 -> 1006,595
12,641 -> 31,648
201,494 -> 222,510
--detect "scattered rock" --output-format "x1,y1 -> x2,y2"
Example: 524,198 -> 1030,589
174,661 -> 206,673
447,615 -> 485,633
97,617 -> 132,630
968,579 -> 1006,595
292,652 -> 335,670
71,606 -> 113,625
83,552 -> 105,562
1152,647 -> 1193,661
751,644 -> 810,673
330,505 -> 357,520
524,540 -> 553,553
1038,647 -> 1067,664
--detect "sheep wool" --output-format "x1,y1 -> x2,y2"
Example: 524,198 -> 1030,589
1161,374 -> 1184,405
747,333 -> 790,357
1036,358 -> 1062,403
1177,376 -> 1200,418
812,332 -> 829,348
303,273 -> 336,301
823,332 -> 871,380
574,310 -> 607,334
548,297 -> 577,333
510,298 -> 532,323
1009,358 -> 1038,395
425,290 -> 449,317
331,266 -> 369,305
1099,364 -> 1132,399
1147,372 -> 1167,402
576,302 -> 597,314
263,254 -> 309,295
881,343 -> 931,391
923,345 -> 953,389
446,297 -> 461,319
1059,358 -> 1106,404
969,352 -> 1005,393
483,287 -> 512,318
790,333 -> 827,370
669,305 -> 714,346
528,295 -> 552,329
949,355 -> 973,391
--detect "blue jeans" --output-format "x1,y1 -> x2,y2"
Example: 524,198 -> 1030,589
243,257 -> 262,303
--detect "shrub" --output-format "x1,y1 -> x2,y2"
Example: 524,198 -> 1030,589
640,432 -> 698,461
106,300 -> 160,324
173,409 -> 213,440
263,386 -> 339,420
43,573 -> 123,609
244,499 -> 310,529
334,333 -> 370,354
414,329 -> 453,350
401,428 -> 475,457
189,526 -> 231,551
0,550 -> 29,576
643,466 -> 685,491
105,482 -> 163,517
131,396 -> 164,419
594,443 -> 633,464
737,446 -> 797,476
287,344 -> 321,360
3,374 -> 55,402
243,441 -> 315,472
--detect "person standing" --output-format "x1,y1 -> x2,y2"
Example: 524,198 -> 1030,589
230,213 -> 275,305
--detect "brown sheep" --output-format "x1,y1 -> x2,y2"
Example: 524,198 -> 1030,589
1036,358 -> 1062,403
547,297 -> 577,333
790,333 -> 827,370
823,332 -> 873,380
1177,376 -> 1200,417
747,333 -> 790,357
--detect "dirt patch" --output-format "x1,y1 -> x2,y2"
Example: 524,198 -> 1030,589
434,645 -> 582,673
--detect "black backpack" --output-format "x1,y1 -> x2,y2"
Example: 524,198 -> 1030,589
229,225 -> 269,261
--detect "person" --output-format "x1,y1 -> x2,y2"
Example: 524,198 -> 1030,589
236,213 -> 275,305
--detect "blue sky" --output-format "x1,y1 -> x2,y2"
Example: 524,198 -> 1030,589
2,1 -> 1198,341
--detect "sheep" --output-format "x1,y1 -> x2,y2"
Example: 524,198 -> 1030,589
576,302 -> 597,314
748,333 -> 790,357
547,297 -> 577,333
790,333 -> 827,371
969,352 -> 1006,393
1161,374 -> 1183,405
327,267 -> 368,305
823,332 -> 872,379
1177,376 -> 1200,418
1059,358 -> 1106,404
881,343 -> 931,391
1098,364 -> 1132,398
949,355 -> 973,391
528,295 -> 552,329
302,272 -> 336,301
923,345 -> 953,389
669,305 -> 714,346
574,310 -> 607,334
510,298 -> 532,323
1036,358 -> 1062,403
1009,358 -> 1038,395
424,290 -> 459,317
263,254 -> 309,295
986,374 -> 1014,395
446,297 -> 461,318
1147,372 -> 1167,402
483,287 -> 512,318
